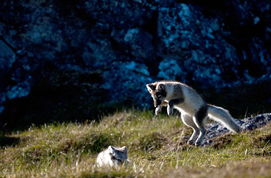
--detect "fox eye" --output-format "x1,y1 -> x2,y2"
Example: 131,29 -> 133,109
156,94 -> 162,99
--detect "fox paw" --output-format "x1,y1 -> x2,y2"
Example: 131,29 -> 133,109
155,106 -> 162,115
187,140 -> 194,145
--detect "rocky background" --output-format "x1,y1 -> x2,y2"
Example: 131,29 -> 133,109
204,113 -> 271,145
1,0 -> 271,129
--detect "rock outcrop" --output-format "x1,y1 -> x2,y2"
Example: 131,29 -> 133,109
204,113 -> 271,145
0,0 -> 271,126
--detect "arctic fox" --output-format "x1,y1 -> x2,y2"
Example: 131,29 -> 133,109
96,146 -> 128,167
146,81 -> 241,146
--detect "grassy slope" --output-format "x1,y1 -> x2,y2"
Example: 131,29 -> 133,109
1,110 -> 271,178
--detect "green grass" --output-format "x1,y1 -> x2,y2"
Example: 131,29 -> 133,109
1,110 -> 271,177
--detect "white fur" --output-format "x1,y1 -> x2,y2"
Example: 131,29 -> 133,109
96,146 -> 128,168
172,86 -> 205,116
147,81 -> 241,146
207,105 -> 240,133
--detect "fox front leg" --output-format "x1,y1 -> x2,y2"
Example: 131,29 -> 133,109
154,101 -> 168,116
167,98 -> 184,116
155,105 -> 163,115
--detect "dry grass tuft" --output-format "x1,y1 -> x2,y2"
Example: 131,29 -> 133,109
210,133 -> 233,149
136,132 -> 168,152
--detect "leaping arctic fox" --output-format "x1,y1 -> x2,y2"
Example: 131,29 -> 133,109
146,81 -> 241,146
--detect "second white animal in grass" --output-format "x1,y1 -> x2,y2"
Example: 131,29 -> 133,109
96,146 -> 128,167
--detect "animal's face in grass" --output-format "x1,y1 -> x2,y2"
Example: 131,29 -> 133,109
108,146 -> 128,164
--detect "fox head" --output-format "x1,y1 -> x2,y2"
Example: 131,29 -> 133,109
108,146 -> 128,164
146,82 -> 167,107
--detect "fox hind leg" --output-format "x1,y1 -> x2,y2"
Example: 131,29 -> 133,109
167,105 -> 174,115
193,117 -> 206,146
193,105 -> 208,146
181,114 -> 199,145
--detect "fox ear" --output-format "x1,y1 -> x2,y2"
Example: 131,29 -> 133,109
108,146 -> 114,153
122,146 -> 128,152
158,84 -> 165,91
146,83 -> 156,93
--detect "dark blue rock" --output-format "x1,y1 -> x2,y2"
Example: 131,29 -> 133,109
0,40 -> 16,75
6,79 -> 31,100
254,115 -> 265,122
102,61 -> 152,107
156,4 -> 240,88
246,124 -> 256,130
0,0 -> 271,120
203,113 -> 271,145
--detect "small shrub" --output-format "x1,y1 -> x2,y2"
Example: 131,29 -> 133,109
21,145 -> 48,164
252,133 -> 271,156
19,132 -> 119,165
253,134 -> 271,148
137,132 -> 167,152
248,132 -> 271,156
58,132 -> 119,154
87,133 -> 119,153
211,134 -> 233,149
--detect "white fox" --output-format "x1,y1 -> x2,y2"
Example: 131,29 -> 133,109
96,146 -> 128,167
146,81 -> 241,146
